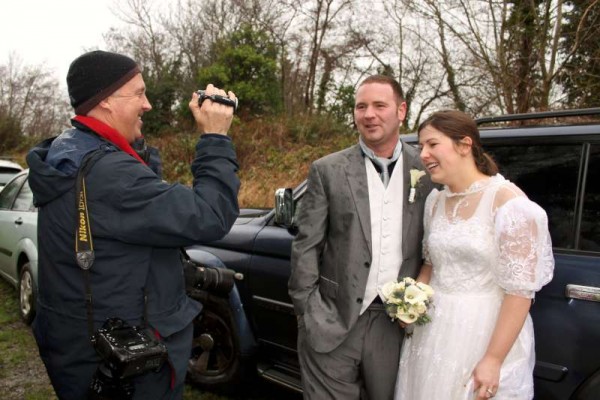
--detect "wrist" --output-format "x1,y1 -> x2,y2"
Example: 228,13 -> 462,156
201,133 -> 231,141
481,353 -> 503,366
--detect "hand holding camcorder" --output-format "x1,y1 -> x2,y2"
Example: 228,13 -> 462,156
189,84 -> 237,134
197,90 -> 238,112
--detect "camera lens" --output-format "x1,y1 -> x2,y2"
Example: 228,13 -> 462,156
196,267 -> 235,296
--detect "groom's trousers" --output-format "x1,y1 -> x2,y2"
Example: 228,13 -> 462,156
297,303 -> 404,400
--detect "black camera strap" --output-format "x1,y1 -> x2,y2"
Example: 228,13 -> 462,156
75,150 -> 149,340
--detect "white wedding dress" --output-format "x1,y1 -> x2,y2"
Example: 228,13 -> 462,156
395,175 -> 554,400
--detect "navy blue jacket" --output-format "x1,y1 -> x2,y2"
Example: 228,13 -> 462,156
26,125 -> 239,397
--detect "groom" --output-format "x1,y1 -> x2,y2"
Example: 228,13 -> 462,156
289,75 -> 434,399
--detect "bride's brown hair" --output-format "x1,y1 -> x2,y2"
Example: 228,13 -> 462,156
417,110 -> 499,176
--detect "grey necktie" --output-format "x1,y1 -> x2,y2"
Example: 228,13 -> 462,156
371,157 -> 393,187
358,137 -> 402,189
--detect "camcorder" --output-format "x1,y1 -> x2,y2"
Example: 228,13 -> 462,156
88,318 -> 168,399
197,90 -> 238,112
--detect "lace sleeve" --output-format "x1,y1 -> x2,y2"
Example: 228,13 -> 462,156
494,196 -> 554,298
422,189 -> 440,265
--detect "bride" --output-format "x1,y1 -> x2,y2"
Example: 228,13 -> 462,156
395,110 -> 554,400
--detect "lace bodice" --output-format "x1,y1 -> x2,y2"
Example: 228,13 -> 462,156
423,175 -> 554,298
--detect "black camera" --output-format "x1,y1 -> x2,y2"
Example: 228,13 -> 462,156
197,90 -> 238,112
183,258 -> 238,297
88,318 -> 168,399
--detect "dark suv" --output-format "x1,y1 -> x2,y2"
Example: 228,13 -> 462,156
184,109 -> 600,399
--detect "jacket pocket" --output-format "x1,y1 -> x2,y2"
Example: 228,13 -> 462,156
149,296 -> 202,337
318,275 -> 338,299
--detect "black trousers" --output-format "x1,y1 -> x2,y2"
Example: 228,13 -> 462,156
33,308 -> 190,400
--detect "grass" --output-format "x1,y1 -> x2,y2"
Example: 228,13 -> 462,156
0,279 -> 57,399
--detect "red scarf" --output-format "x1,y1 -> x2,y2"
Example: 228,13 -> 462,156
73,115 -> 147,165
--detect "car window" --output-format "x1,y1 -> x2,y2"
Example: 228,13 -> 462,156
12,179 -> 34,212
487,144 -> 581,250
0,172 -> 17,185
0,167 -> 21,185
580,145 -> 600,252
0,173 -> 26,210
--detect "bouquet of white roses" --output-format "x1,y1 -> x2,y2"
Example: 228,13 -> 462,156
381,277 -> 434,326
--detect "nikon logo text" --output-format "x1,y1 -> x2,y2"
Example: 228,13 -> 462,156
78,193 -> 88,242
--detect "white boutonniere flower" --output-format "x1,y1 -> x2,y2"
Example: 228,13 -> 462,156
409,169 -> 426,203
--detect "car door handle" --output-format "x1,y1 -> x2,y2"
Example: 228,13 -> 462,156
566,284 -> 600,302
14,217 -> 23,225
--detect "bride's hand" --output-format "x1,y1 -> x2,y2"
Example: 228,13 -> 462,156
471,355 -> 501,399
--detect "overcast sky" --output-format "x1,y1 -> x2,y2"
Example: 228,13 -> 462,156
0,0 -> 125,87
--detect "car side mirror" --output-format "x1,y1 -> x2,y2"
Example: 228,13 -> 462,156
274,188 -> 295,228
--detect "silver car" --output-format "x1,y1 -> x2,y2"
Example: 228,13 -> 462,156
0,170 -> 38,323
0,159 -> 23,192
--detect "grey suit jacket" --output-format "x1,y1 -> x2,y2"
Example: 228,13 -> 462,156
288,141 -> 434,353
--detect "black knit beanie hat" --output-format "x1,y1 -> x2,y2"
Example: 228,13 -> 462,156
67,50 -> 141,115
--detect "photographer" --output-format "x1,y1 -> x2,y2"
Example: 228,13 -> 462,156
26,50 -> 240,399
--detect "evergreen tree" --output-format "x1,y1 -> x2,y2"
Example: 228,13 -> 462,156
141,59 -> 184,136
197,24 -> 282,117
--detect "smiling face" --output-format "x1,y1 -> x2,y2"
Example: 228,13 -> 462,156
418,125 -> 468,187
101,73 -> 152,143
354,82 -> 406,157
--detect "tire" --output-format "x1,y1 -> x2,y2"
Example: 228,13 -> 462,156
187,293 -> 243,392
18,262 -> 36,324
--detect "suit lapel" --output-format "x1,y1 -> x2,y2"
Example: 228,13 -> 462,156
345,145 -> 372,256
401,141 -> 424,257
